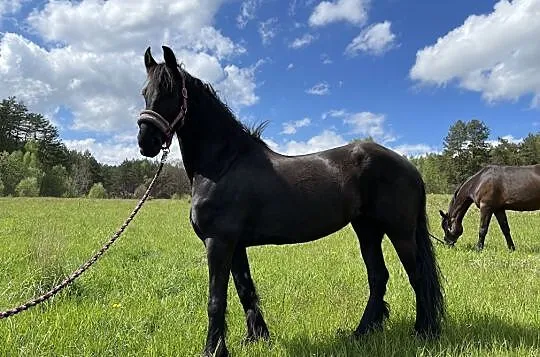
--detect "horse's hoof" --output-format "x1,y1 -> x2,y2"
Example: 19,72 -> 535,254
203,340 -> 228,357
353,322 -> 384,338
475,244 -> 484,252
414,326 -> 441,340
509,245 -> 516,251
243,329 -> 270,344
202,348 -> 229,357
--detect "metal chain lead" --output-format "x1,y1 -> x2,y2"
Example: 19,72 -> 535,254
0,149 -> 169,320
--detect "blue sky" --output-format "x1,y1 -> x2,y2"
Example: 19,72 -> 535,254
1,0 -> 539,164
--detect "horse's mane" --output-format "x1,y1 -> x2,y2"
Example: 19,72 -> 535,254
449,167 -> 487,213
148,63 -> 268,147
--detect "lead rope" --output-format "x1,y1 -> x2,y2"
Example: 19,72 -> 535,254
429,232 -> 449,246
0,149 -> 169,319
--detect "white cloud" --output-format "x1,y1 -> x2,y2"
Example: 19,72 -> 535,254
217,62 -> 261,107
324,109 -> 395,142
262,137 -> 280,152
64,134 -> 183,165
309,0 -> 369,27
487,134 -> 524,147
281,130 -> 347,155
345,21 -> 396,56
322,109 -> 347,119
237,0 -> 260,28
410,0 -> 540,107
289,33 -> 318,49
0,0 -> 260,164
391,144 -> 439,157
289,0 -> 299,16
287,63 -> 294,70
306,82 -> 330,95
259,18 -> 278,45
281,117 -> 311,134
321,53 -> 333,64
0,0 -> 22,19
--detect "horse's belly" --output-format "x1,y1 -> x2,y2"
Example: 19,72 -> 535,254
505,200 -> 540,211
247,202 -> 351,246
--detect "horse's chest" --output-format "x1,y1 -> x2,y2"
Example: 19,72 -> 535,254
190,192 -> 246,238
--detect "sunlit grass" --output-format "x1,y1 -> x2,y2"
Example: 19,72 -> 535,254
1,196 -> 539,356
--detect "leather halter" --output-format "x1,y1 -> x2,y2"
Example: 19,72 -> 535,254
137,67 -> 188,149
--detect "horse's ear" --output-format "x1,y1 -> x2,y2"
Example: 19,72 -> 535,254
439,210 -> 447,219
162,46 -> 177,68
144,47 -> 157,73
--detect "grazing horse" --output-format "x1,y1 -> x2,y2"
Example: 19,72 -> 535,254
137,46 -> 445,357
440,164 -> 540,251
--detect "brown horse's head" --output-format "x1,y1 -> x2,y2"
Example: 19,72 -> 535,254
439,210 -> 463,245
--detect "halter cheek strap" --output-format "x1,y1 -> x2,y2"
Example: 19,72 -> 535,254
137,68 -> 188,149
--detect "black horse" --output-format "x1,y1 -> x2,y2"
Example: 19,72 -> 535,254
440,164 -> 540,251
137,46 -> 444,357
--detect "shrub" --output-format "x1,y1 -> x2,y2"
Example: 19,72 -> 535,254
15,177 -> 40,197
62,177 -> 78,198
134,183 -> 148,199
0,177 -> 4,196
87,182 -> 107,199
41,165 -> 69,197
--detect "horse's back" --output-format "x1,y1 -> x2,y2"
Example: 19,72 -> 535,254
474,165 -> 540,210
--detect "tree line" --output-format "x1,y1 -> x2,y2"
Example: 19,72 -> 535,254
0,97 -> 190,198
1,97 -> 539,198
410,119 -> 539,194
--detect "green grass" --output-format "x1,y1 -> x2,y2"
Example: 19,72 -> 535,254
1,196 -> 539,356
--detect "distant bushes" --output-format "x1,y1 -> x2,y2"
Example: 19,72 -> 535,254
88,183 -> 107,199
15,177 -> 40,197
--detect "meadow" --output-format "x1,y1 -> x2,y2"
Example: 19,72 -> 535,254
0,196 -> 539,356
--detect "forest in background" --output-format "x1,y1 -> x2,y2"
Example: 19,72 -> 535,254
0,97 -> 538,198
0,97 -> 189,198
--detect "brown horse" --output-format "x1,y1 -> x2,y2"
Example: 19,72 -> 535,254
439,164 -> 540,251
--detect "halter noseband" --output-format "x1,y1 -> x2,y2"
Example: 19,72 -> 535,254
137,68 -> 188,149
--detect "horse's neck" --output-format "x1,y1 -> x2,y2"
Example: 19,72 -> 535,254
450,181 -> 474,223
177,106 -> 253,183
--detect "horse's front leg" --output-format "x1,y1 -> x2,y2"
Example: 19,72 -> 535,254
203,237 -> 235,357
476,205 -> 493,251
231,246 -> 269,342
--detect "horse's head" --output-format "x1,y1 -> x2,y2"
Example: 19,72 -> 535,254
439,210 -> 463,245
138,46 -> 187,157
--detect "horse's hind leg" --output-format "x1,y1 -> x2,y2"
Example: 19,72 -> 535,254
494,210 -> 515,251
388,229 -> 430,334
231,246 -> 269,342
351,219 -> 389,336
388,231 -> 427,333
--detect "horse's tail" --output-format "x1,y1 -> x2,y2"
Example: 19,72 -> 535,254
415,183 -> 445,336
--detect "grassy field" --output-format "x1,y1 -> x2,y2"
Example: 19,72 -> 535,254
0,196 -> 539,356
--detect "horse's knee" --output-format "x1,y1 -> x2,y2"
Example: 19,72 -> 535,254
208,297 -> 226,317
